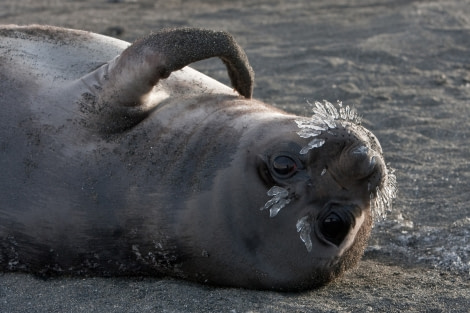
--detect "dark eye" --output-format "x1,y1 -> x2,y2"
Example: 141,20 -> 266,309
319,213 -> 350,246
272,156 -> 297,177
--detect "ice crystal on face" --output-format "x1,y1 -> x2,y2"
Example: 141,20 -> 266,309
295,119 -> 327,131
296,216 -> 313,252
295,100 -> 361,154
297,128 -> 322,139
300,138 -> 326,155
352,145 -> 369,155
324,101 -> 339,119
308,138 -> 325,149
338,101 -> 362,124
261,186 -> 291,218
370,167 -> 397,220
295,119 -> 327,139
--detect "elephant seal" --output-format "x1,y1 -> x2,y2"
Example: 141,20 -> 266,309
0,25 -> 396,291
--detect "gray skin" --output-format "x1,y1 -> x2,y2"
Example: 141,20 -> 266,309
0,25 -> 392,291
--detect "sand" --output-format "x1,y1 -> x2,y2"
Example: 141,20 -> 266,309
0,0 -> 469,312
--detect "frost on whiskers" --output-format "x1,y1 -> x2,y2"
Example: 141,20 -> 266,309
261,186 -> 315,252
296,216 -> 312,252
295,100 -> 397,229
370,167 -> 397,220
296,100 -> 361,155
261,186 -> 291,217
259,101 -> 396,253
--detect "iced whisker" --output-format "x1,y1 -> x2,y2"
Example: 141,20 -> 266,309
261,186 -> 291,218
299,146 -> 311,155
349,107 -> 358,121
267,186 -> 288,197
308,138 -> 325,148
269,199 -> 291,217
324,101 -> 339,119
296,216 -> 313,252
300,138 -> 325,155
296,100 -> 360,154
345,105 -> 351,120
339,106 -> 347,120
370,168 -> 397,221
295,119 -> 326,130
314,111 -> 336,129
297,128 -> 321,139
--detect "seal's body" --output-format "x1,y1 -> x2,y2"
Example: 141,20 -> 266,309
0,25 -> 395,290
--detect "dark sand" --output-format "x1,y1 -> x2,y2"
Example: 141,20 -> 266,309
1,0 -> 469,312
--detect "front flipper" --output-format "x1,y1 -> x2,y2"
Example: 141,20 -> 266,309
79,28 -> 254,133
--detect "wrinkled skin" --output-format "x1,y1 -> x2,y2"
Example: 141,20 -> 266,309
0,25 -> 394,290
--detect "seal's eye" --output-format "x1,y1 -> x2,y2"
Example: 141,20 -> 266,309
272,156 -> 297,177
319,213 -> 350,246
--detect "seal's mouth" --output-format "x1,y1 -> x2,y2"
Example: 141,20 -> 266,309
294,203 -> 362,252
315,203 -> 361,246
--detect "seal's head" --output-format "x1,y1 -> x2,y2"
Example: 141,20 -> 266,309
251,100 -> 396,290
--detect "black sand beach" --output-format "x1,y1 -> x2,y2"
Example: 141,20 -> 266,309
1,0 -> 469,312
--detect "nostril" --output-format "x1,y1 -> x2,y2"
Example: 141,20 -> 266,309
316,203 -> 360,247
351,145 -> 369,155
340,144 -> 379,180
